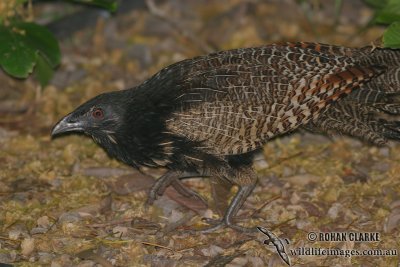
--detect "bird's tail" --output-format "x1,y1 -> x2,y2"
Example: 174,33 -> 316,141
304,48 -> 400,145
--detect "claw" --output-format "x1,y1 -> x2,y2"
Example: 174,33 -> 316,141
184,183 -> 258,234
198,222 -> 225,233
147,170 -> 257,235
201,217 -> 220,225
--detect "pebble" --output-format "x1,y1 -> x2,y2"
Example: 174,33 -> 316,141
30,227 -> 48,235
327,203 -> 343,219
0,253 -> 13,264
76,260 -> 97,267
21,237 -> 35,257
58,212 -> 82,223
201,245 -> 224,257
8,229 -> 25,240
38,252 -> 54,264
112,226 -> 129,238
37,216 -> 51,228
379,147 -> 390,157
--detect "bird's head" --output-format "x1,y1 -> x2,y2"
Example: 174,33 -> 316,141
51,91 -> 128,145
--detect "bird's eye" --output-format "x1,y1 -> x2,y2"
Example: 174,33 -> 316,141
92,108 -> 104,119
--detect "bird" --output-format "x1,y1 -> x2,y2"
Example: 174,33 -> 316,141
51,42 -> 400,232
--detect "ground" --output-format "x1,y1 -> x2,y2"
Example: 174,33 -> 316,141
0,0 -> 399,266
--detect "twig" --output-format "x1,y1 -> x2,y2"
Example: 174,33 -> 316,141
141,241 -> 174,251
261,152 -> 303,171
0,236 -> 20,243
270,217 -> 296,231
89,218 -> 134,228
249,195 -> 281,218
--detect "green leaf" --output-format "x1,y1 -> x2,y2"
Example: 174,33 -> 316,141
15,22 -> 61,68
69,0 -> 118,12
364,0 -> 389,9
374,0 -> 400,24
0,22 -> 60,83
35,52 -> 54,87
383,21 -> 400,48
0,25 -> 37,78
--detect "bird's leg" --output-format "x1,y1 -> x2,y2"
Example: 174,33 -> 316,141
170,179 -> 208,205
146,171 -> 182,205
146,171 -> 207,205
200,183 -> 257,233
197,165 -> 258,233
224,183 -> 257,232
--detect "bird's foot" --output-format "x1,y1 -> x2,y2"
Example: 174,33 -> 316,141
146,171 -> 207,207
146,171 -> 179,206
145,189 -> 161,208
182,183 -> 258,234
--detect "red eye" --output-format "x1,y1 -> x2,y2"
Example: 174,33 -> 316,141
92,108 -> 104,119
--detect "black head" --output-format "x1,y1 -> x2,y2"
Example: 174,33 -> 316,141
51,90 -> 129,145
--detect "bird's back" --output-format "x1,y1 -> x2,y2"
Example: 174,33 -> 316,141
162,43 -> 383,156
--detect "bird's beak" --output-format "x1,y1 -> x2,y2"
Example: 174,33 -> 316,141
51,114 -> 85,137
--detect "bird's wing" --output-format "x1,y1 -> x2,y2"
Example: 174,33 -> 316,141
165,44 -> 382,155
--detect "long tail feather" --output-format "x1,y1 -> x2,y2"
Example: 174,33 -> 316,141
304,48 -> 400,144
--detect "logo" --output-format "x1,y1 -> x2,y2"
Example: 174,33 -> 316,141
257,228 -> 398,265
257,226 -> 291,266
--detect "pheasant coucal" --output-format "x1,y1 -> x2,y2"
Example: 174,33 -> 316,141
52,42 -> 400,232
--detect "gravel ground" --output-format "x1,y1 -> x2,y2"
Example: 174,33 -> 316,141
0,1 -> 399,266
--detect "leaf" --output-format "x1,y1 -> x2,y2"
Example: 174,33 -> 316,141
69,0 -> 118,12
15,22 -> 61,68
77,249 -> 113,267
384,200 -> 400,232
374,0 -> 400,24
210,178 -> 233,217
104,173 -> 154,195
35,52 -> 54,87
164,186 -> 208,214
77,167 -> 133,178
0,22 -> 60,83
0,25 -> 36,78
364,0 -> 389,9
383,22 -> 400,48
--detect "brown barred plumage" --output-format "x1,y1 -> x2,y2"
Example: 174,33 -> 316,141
52,42 -> 400,232
304,45 -> 400,145
166,43 -> 383,156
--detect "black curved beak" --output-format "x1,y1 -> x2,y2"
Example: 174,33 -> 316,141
51,114 -> 85,137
